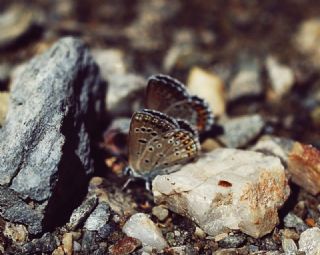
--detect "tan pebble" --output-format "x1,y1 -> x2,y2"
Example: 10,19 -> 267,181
194,227 -> 206,239
282,229 -> 300,241
0,92 -> 9,126
52,246 -> 65,255
4,222 -> 28,245
62,232 -> 73,255
201,138 -> 222,152
187,67 -> 226,116
214,232 -> 228,242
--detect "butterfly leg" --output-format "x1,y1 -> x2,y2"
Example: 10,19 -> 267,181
145,179 -> 152,191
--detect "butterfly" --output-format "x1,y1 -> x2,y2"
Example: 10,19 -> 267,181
146,74 -> 214,133
126,109 -> 200,184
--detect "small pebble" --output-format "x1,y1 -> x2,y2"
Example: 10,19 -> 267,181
284,213 -> 308,233
84,202 -> 110,231
299,227 -> 320,255
3,222 -> 28,245
62,233 -> 73,255
218,233 -> 247,248
122,213 -> 168,251
109,236 -> 141,255
282,238 -> 298,255
194,227 -> 206,239
152,205 -> 169,221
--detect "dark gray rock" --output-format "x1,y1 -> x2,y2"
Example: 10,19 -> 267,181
284,213 -> 308,233
67,195 -> 98,231
0,187 -> 43,235
84,201 -> 111,231
81,230 -> 99,253
20,232 -> 57,254
217,114 -> 265,148
218,233 -> 247,248
0,37 -> 106,234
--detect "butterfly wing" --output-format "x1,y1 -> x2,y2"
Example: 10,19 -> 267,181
146,75 -> 214,132
135,119 -> 200,179
128,109 -> 179,176
165,96 -> 214,132
146,74 -> 188,111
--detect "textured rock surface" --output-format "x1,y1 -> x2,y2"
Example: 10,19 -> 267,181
299,227 -> 320,255
153,149 -> 289,238
0,37 -> 106,234
84,202 -> 110,231
122,213 -> 168,251
252,135 -> 320,195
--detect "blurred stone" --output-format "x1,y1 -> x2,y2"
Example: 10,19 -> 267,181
294,18 -> 320,68
284,213 -> 308,233
194,227 -> 206,239
84,202 -> 110,231
282,229 -> 300,241
187,67 -> 226,116
282,238 -> 298,255
123,213 -> 168,251
201,138 -> 222,152
125,0 -> 180,51
218,233 -> 247,248
152,205 -> 169,221
91,48 -> 127,79
153,149 -> 289,238
52,246 -> 65,255
266,56 -> 295,98
163,29 -> 214,72
67,196 -> 98,231
20,232 -> 57,254
0,4 -> 44,49
214,247 -> 249,255
0,92 -> 9,127
109,236 -> 141,255
3,222 -> 28,245
102,117 -> 130,157
311,106 -> 320,127
228,55 -> 263,101
217,115 -> 265,148
62,233 -> 73,255
0,37 -> 106,234
299,227 -> 320,255
107,74 -> 145,116
0,64 -> 10,90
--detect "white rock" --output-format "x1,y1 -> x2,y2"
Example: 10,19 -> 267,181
299,227 -> 320,255
187,67 -> 226,116
84,202 -> 110,231
152,149 -> 289,238
122,213 -> 168,251
282,238 -> 298,255
266,56 -> 294,97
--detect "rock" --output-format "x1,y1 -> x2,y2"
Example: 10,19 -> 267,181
0,187 -> 43,235
107,74 -> 146,116
0,4 -> 43,49
81,231 -> 99,254
0,64 -> 10,90
152,205 -> 169,221
67,196 -> 98,231
187,67 -> 226,116
194,227 -> 206,239
152,149 -> 289,238
125,0 -> 180,51
228,55 -> 263,101
20,232 -> 57,254
294,18 -> 320,68
299,227 -> 320,255
284,213 -> 308,233
266,56 -> 295,98
217,115 -> 265,148
122,213 -> 168,251
252,136 -> 320,195
0,37 -> 106,234
282,238 -> 298,255
62,233 -> 73,255
0,92 -> 9,126
288,143 -> 320,196
109,236 -> 141,255
3,222 -> 28,245
84,202 -> 111,231
91,49 -> 127,79
163,29 -> 214,72
214,247 -> 249,255
218,233 -> 247,248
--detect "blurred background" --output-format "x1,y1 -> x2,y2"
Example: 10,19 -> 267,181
0,0 -> 319,147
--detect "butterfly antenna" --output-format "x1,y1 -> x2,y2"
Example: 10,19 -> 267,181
121,177 -> 133,191
145,180 -> 152,191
